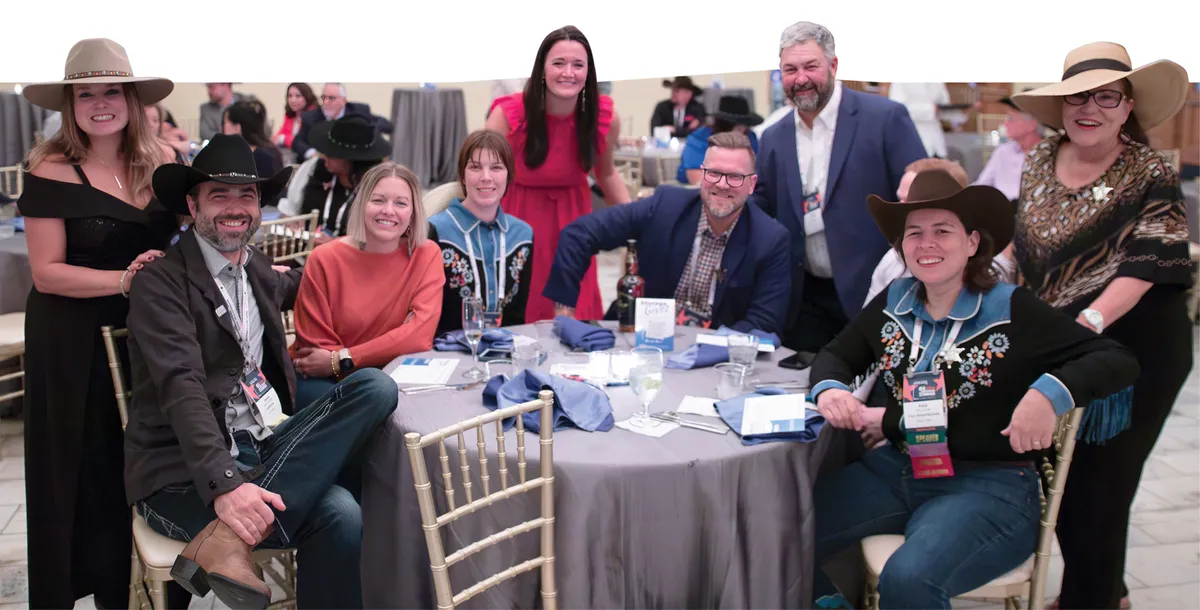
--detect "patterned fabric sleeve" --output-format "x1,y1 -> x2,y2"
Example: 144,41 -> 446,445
1115,153 -> 1193,287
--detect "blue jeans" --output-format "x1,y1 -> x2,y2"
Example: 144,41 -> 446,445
295,375 -> 339,411
137,369 -> 399,609
813,444 -> 1041,609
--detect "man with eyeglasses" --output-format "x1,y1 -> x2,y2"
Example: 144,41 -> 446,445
291,83 -> 392,160
544,131 -> 792,334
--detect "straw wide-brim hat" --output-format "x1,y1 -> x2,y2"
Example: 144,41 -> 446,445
22,38 -> 174,110
867,169 -> 1016,252
1011,41 -> 1189,131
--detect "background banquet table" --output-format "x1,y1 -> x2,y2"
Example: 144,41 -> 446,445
0,235 -> 30,315
360,322 -> 856,609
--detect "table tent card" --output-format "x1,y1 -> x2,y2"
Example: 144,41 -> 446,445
635,298 -> 675,351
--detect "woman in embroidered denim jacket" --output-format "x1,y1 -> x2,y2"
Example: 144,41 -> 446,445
428,130 -> 534,334
805,170 -> 1139,610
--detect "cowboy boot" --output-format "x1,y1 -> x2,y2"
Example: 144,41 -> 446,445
170,518 -> 272,609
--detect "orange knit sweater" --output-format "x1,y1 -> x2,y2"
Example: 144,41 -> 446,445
291,238 -> 445,368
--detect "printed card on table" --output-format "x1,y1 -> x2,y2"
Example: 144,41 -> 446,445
740,394 -> 807,437
635,298 -> 675,352
389,357 -> 457,386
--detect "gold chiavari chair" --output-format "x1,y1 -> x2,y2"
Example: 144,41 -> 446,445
654,155 -> 683,188
405,389 -> 558,610
861,407 -> 1086,610
100,326 -> 298,610
257,211 -> 320,264
0,165 -> 23,198
423,182 -> 464,220
1160,148 -> 1180,170
0,313 -> 24,408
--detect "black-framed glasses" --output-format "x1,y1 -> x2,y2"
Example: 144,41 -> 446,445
701,167 -> 755,188
320,95 -> 343,103
1063,89 -> 1127,109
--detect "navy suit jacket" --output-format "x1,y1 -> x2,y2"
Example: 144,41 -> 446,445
543,186 -> 792,335
753,88 -> 927,326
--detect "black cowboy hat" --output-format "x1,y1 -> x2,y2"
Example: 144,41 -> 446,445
712,96 -> 763,126
152,134 -> 294,216
867,169 -> 1016,251
662,76 -> 703,96
308,115 -> 391,161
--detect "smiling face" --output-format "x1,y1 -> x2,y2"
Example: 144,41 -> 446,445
779,41 -> 837,114
321,84 -> 346,118
287,85 -> 308,113
362,176 -> 413,248
72,83 -> 129,137
187,182 -> 262,252
462,148 -> 508,210
1061,83 -> 1133,148
699,146 -> 757,221
543,40 -> 588,101
901,208 -> 979,289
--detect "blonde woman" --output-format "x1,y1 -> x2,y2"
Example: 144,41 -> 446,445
289,161 -> 445,407
17,38 -> 184,609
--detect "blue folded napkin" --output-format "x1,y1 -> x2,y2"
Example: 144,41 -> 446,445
715,387 -> 826,446
434,329 -> 514,361
482,369 -> 614,433
10,217 -> 23,232
665,326 -> 782,370
553,315 -> 615,352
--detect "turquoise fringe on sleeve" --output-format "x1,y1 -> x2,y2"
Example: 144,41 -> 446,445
1076,385 -> 1135,444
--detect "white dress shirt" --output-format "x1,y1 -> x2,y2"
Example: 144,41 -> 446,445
795,81 -> 842,279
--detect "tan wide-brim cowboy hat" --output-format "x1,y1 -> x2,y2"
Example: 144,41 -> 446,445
22,38 -> 174,111
868,169 -> 1016,251
1011,41 -> 1189,131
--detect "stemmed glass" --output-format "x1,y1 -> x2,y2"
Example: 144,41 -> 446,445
461,297 -> 485,380
628,346 -> 664,428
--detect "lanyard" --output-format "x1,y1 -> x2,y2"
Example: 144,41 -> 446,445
682,230 -> 718,309
213,264 -> 254,371
461,221 -> 507,312
321,185 -> 352,235
908,317 -> 964,374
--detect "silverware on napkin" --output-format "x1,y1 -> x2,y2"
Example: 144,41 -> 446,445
401,380 -> 484,395
651,412 -> 729,435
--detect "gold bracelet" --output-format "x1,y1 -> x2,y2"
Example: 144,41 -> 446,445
330,351 -> 339,379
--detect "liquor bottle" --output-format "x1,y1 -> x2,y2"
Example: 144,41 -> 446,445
616,239 -> 645,332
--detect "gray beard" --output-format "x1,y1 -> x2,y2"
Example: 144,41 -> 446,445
789,77 -> 834,114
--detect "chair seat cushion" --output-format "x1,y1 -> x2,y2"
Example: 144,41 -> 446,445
0,313 -> 24,348
132,512 -> 187,569
862,534 -> 1034,591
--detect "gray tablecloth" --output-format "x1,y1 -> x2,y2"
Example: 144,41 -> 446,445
390,89 -> 468,188
0,235 -> 30,315
361,323 -> 848,609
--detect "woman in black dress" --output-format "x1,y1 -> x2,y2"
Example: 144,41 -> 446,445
18,38 -> 184,609
1009,42 -> 1192,609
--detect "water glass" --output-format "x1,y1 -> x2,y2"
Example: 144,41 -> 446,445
607,349 -> 633,384
512,341 -> 543,373
486,358 -> 514,380
715,363 -> 747,400
727,333 -> 760,373
534,320 -> 556,342
629,346 -> 664,428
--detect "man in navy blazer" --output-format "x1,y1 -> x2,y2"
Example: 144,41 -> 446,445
755,21 -> 928,353
544,132 -> 792,335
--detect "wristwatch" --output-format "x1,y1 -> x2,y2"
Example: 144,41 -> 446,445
338,348 -> 355,375
1079,308 -> 1104,333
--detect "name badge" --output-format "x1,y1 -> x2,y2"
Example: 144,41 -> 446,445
215,305 -> 228,318
902,370 -> 954,479
241,368 -> 284,428
802,191 -> 825,236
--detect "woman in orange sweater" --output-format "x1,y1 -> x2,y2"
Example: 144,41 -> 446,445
290,161 -> 445,408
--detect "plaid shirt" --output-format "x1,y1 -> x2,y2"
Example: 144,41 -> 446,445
674,212 -> 738,324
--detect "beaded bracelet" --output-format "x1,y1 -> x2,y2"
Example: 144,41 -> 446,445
120,267 -> 133,298
330,351 -> 339,379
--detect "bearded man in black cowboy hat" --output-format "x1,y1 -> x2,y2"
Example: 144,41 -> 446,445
651,76 -> 708,139
122,134 -> 399,609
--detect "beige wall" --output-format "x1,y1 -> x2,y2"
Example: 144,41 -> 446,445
3,71 -> 776,141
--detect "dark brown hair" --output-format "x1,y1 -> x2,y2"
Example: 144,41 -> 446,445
895,217 -> 999,301
1116,78 -> 1149,145
707,131 -> 756,167
522,26 -> 601,171
457,130 -> 516,195
284,82 -> 318,119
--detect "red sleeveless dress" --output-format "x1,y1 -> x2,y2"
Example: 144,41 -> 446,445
489,92 -> 610,322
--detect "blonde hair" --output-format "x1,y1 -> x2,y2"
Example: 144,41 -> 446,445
346,161 -> 428,254
27,83 -> 170,208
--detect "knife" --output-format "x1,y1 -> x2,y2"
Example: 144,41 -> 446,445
401,380 -> 484,395
651,412 -> 729,434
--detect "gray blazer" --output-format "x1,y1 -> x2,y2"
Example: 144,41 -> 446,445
123,229 -> 302,506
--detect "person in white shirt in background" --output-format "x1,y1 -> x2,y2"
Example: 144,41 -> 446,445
754,98 -> 794,139
971,93 -> 1045,201
862,158 -> 1016,307
888,82 -> 951,158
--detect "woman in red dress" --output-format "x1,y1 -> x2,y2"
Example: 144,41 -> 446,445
486,25 -> 631,323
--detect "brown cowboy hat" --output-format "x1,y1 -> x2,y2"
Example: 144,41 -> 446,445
867,169 -> 1016,251
1010,42 -> 1189,131
662,76 -> 703,96
23,38 -> 174,111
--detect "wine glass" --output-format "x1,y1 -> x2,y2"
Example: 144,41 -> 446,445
462,297 -> 485,380
628,346 -> 664,428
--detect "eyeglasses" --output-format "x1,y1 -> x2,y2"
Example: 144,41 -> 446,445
701,167 -> 755,188
320,95 -> 343,103
1063,89 -> 1127,109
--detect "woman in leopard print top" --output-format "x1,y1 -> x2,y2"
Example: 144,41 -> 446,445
1010,42 -> 1192,610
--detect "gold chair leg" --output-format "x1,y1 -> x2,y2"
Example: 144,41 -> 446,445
149,580 -> 166,610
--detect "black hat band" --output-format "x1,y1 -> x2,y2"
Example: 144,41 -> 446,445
1062,58 -> 1133,81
